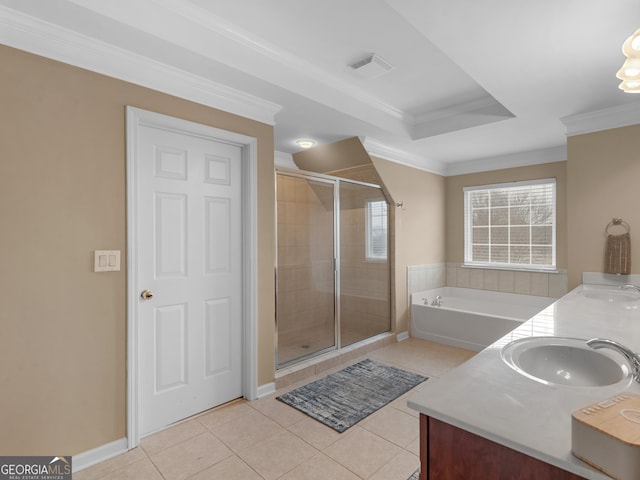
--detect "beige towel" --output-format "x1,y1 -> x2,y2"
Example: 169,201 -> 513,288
605,233 -> 631,275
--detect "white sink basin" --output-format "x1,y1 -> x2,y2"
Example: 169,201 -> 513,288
501,337 -> 631,387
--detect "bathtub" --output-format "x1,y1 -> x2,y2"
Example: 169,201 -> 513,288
410,287 -> 556,352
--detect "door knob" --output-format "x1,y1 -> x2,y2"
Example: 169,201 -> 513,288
140,289 -> 154,300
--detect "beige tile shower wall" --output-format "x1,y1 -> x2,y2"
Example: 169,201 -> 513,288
340,294 -> 391,343
445,264 -> 568,298
277,171 -> 392,351
340,203 -> 390,298
277,175 -> 334,337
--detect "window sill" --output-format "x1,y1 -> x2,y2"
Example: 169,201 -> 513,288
365,257 -> 388,263
462,264 -> 559,274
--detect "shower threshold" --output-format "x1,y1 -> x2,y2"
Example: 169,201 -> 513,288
274,331 -> 395,389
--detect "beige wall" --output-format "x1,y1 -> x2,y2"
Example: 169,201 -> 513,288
0,46 -> 275,455
370,157 -> 446,334
445,161 -> 568,269
567,125 -> 640,289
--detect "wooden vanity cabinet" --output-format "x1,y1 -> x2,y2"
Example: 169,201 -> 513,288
419,414 -> 586,480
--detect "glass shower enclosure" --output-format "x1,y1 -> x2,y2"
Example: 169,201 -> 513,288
275,170 -> 391,368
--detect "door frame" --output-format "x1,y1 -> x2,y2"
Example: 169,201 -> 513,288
125,106 -> 258,448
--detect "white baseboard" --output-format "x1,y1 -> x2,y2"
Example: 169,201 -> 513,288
396,331 -> 409,342
257,382 -> 276,398
73,437 -> 128,472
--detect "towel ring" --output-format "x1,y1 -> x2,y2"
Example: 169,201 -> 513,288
606,218 -> 630,235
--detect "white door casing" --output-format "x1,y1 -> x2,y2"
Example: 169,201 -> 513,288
126,107 -> 258,446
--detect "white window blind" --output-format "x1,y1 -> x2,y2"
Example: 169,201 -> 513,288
464,178 -> 556,270
366,200 -> 388,260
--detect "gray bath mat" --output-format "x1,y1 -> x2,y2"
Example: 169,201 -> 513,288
276,358 -> 427,433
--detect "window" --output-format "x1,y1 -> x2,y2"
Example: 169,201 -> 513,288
464,178 -> 556,270
366,200 -> 388,260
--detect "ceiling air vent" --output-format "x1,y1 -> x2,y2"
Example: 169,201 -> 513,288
349,54 -> 394,79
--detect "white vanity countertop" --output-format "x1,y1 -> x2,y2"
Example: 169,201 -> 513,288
408,283 -> 640,480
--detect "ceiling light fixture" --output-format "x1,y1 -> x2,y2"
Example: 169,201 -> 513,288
295,139 -> 316,149
616,28 -> 640,93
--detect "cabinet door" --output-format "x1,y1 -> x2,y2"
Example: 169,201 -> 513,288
420,415 -> 586,480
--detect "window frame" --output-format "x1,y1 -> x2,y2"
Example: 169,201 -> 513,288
365,199 -> 388,261
463,178 -> 557,272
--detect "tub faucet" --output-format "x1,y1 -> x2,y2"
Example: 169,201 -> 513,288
587,338 -> 640,383
431,295 -> 442,307
620,284 -> 640,293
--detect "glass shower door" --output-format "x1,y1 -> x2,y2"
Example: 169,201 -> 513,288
276,174 -> 336,367
339,182 -> 391,347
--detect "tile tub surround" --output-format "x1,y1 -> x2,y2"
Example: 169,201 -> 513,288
407,264 -> 447,295
75,338 -> 475,480
408,284 -> 640,479
445,263 -> 568,298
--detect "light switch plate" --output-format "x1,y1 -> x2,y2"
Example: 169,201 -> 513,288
94,250 -> 121,272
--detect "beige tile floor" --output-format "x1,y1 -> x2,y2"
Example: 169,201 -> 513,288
75,338 -> 475,480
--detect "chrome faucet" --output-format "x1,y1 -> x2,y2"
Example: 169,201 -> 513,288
587,338 -> 640,383
620,284 -> 640,293
431,295 -> 442,307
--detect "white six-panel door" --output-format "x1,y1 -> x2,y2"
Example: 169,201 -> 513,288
134,118 -> 244,436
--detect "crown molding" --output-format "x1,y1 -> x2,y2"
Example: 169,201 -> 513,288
61,0 -> 406,129
0,4 -> 282,125
561,102 -> 640,137
148,0 -> 406,123
444,145 -> 567,176
363,139 -> 447,176
364,139 -> 566,177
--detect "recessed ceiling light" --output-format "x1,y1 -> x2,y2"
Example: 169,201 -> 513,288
295,139 -> 316,149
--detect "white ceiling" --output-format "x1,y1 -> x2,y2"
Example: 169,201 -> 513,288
2,0 -> 640,174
